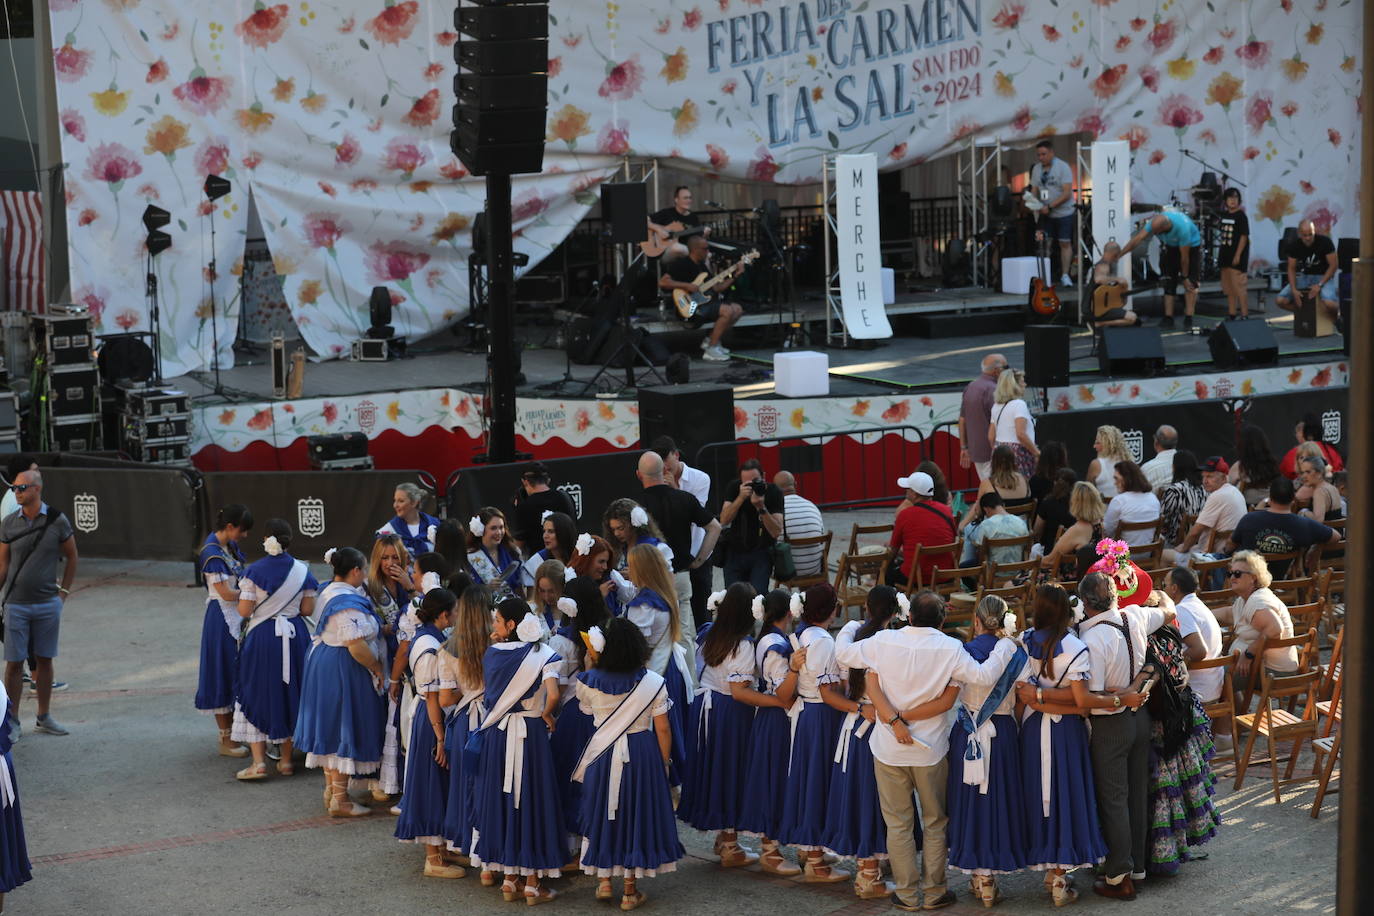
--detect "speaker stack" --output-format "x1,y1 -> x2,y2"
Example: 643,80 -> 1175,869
638,384 -> 736,486
29,306 -> 102,451
1023,325 -> 1070,388
451,0 -> 548,177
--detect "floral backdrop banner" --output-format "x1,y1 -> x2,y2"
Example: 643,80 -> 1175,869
53,0 -> 1361,374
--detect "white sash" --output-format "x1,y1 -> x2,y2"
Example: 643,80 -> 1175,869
400,635 -> 442,752
832,709 -> 874,772
245,560 -> 309,634
480,645 -> 553,809
960,715 -> 999,794
1021,648 -> 1088,817
452,684 -> 485,731
468,548 -> 503,586
571,671 -> 666,821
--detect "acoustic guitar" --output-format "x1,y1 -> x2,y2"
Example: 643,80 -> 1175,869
1093,277 -> 1159,319
640,219 -> 718,258
672,249 -> 760,320
1028,235 -> 1061,317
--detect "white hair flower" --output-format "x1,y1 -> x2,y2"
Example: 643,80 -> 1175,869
557,596 -> 579,618
323,547 -> 337,564
516,611 -> 547,644
1002,611 -> 1018,635
264,536 -> 283,557
789,592 -> 804,620
427,524 -> 437,545
751,594 -> 765,622
1069,595 -> 1086,625
420,571 -> 442,594
894,593 -> 911,623
574,532 -> 595,557
469,516 -> 485,538
707,589 -> 727,612
541,509 -> 554,522
630,505 -> 648,528
588,625 -> 606,654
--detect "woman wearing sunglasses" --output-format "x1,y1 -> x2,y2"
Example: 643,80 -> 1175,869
1212,551 -> 1297,690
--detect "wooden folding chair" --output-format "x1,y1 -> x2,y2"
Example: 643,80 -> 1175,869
1130,540 -> 1165,570
848,522 -> 894,555
1286,601 -> 1324,637
1118,517 -> 1162,544
1190,554 -> 1231,591
1238,628 -> 1319,716
1197,588 -> 1234,611
985,558 -> 1040,589
1312,640 -> 1344,818
1269,575 -> 1317,605
1187,651 -> 1241,765
925,564 -> 982,623
1260,550 -> 1306,580
1206,528 -> 1233,552
1234,665 -> 1321,803
1140,567 -> 1173,588
776,532 -> 833,590
973,581 -> 1034,631
833,549 -> 893,625
981,532 -> 1034,564
911,540 -> 962,590
1310,729 -> 1341,818
1004,500 -> 1037,522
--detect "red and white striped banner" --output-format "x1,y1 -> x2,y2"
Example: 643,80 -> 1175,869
0,190 -> 44,315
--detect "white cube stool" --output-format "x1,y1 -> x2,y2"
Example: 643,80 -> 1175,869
1000,256 -> 1052,295
881,267 -> 896,305
774,350 -> 829,397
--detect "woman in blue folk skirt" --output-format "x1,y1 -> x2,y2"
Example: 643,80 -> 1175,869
195,504 -> 252,758
680,584 -> 788,869
1017,585 -> 1110,907
775,584 -> 851,884
295,548 -> 387,817
827,586 -> 907,900
738,589 -> 806,877
946,595 -> 1030,907
231,519 -> 317,781
547,576 -> 610,838
622,545 -> 694,785
573,617 -> 683,910
0,682 -> 31,909
441,584 -> 492,860
469,598 -> 567,904
394,588 -> 465,879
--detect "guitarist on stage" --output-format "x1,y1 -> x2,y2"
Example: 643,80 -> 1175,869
1090,242 -> 1141,329
647,185 -> 706,261
658,234 -> 744,362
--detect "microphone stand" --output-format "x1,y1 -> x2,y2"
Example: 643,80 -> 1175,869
145,251 -> 164,384
1179,148 -> 1246,190
206,205 -> 225,395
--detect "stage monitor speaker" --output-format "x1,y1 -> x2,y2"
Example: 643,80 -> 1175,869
639,383 -> 735,487
601,183 -> 648,244
1023,324 -> 1070,388
1098,326 -> 1165,377
1208,319 -> 1278,370
1338,237 -> 1359,271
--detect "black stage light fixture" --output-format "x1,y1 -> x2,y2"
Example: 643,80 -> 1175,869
204,174 -> 231,201
368,285 -> 395,337
146,229 -> 172,256
142,204 -> 170,231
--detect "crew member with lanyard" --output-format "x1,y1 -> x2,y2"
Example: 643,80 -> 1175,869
1111,210 -> 1202,330
231,519 -> 318,781
195,504 -> 253,758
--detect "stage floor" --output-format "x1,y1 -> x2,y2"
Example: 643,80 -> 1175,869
169,285 -> 1342,405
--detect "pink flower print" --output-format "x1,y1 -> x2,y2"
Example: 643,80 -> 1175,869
194,138 -> 230,177
75,287 -> 106,324
322,402 -> 338,424
1119,125 -> 1149,150
114,309 -> 139,331
598,56 -> 645,100
365,0 -> 420,45
746,147 -> 780,182
60,109 -> 86,142
402,89 -> 441,128
1074,109 -> 1107,137
1302,201 -> 1341,235
991,3 -> 1024,29
302,212 -> 350,251
53,43 -> 92,83
423,62 -> 444,81
1140,66 -> 1160,92
335,134 -> 361,168
1203,46 -> 1224,65
1145,19 -> 1176,52
1012,106 -> 1033,132
84,143 -> 143,188
1244,94 -> 1273,133
1243,146 -> 1260,160
511,190 -> 549,223
365,240 -> 430,284
147,59 -> 169,84
1328,128 -> 1342,147
547,57 -> 562,78
235,4 -> 290,49
597,121 -> 631,155
1091,65 -> 1128,100
1158,94 -> 1203,132
683,7 -> 702,29
1148,149 -> 1166,165
707,143 -> 730,170
1235,38 -> 1271,67
721,79 -> 737,94
382,138 -> 429,178
173,70 -> 233,116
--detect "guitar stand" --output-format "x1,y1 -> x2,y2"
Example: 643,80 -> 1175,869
573,252 -> 665,394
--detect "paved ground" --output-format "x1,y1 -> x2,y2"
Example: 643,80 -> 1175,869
9,519 -> 1338,914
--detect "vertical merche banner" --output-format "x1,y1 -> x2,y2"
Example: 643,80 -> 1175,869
834,153 -> 892,340
1090,140 -> 1133,299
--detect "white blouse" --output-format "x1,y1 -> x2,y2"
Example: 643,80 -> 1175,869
575,677 -> 672,734
239,578 -> 317,619
796,625 -> 841,701
755,632 -> 793,694
958,637 -> 1030,717
411,636 -> 458,696
1023,630 -> 1091,688
627,600 -> 674,677
319,608 -> 380,647
699,638 -> 756,695
1231,588 -> 1297,672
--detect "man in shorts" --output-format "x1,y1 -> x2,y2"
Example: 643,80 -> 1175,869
1029,139 -> 1077,286
658,234 -> 744,361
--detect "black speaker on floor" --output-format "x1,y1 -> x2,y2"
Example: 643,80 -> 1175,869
1338,237 -> 1359,271
639,383 -> 735,485
601,182 -> 649,244
1023,324 -> 1070,387
1099,326 -> 1166,377
1208,319 -> 1278,370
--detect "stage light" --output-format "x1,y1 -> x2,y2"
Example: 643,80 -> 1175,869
368,285 -> 393,332
142,204 -> 170,231
204,174 -> 231,201
146,229 -> 172,256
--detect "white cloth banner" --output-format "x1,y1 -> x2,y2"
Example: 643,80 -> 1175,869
1091,140 -> 1132,288
834,154 -> 891,340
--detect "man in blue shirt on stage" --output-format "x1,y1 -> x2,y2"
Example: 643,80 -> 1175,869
1112,211 -> 1202,331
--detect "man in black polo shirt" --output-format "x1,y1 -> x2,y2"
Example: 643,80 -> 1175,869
647,185 -> 702,250
509,461 -> 577,549
719,458 -> 784,594
659,235 -> 744,361
636,451 -> 721,656
1222,477 -> 1339,577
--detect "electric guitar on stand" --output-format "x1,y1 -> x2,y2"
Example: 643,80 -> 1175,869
1028,233 -> 1062,318
672,249 -> 760,319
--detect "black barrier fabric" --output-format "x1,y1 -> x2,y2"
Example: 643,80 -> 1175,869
448,451 -> 642,533
203,470 -> 432,562
1036,399 -> 1238,477
40,467 -> 199,561
1233,387 -> 1349,463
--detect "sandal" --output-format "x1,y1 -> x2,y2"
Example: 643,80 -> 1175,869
277,761 -> 295,777
327,780 -> 371,818
758,840 -> 801,877
423,855 -> 466,879
978,875 -> 1003,908
853,865 -> 890,900
596,879 -> 615,901
1051,874 -> 1078,908
218,728 -> 248,758
525,885 -> 557,906
620,890 -> 647,911
235,762 -> 269,781
800,855 -> 850,884
501,878 -> 520,903
718,841 -> 758,868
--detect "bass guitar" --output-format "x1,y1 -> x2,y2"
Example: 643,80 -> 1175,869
672,249 -> 760,320
1028,234 -> 1061,318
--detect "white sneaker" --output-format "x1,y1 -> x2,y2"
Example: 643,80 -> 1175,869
702,345 -> 730,362
1059,273 -> 1073,287
699,336 -> 711,351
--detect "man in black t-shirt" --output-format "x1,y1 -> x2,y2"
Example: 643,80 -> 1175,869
646,185 -> 704,260
659,234 -> 743,361
510,461 -> 577,549
1277,219 -> 1338,322
636,451 -> 720,608
719,457 -> 784,594
1222,477 -> 1339,577
1218,188 -> 1250,320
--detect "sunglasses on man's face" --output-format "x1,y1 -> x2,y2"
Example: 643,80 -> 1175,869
9,484 -> 32,494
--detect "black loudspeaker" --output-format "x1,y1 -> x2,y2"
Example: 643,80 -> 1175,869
601,183 -> 649,244
639,383 -> 735,481
1098,326 -> 1166,377
1338,237 -> 1359,271
1023,324 -> 1070,387
450,2 -> 548,177
1208,319 -> 1278,370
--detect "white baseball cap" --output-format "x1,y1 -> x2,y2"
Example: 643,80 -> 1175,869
896,471 -> 934,497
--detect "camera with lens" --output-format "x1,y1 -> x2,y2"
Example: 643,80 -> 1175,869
748,478 -> 767,496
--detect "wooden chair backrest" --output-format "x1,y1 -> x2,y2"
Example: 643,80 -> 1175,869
1130,540 -> 1165,569
1118,517 -> 1162,542
982,532 -> 1034,564
1005,500 -> 1037,521
1270,575 -> 1317,605
985,558 -> 1040,589
1286,601 -> 1324,635
778,532 -> 833,589
926,564 -> 982,599
848,522 -> 894,555
912,540 -> 962,589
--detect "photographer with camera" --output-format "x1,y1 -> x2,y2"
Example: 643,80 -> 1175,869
509,461 -> 577,551
718,458 -> 784,594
